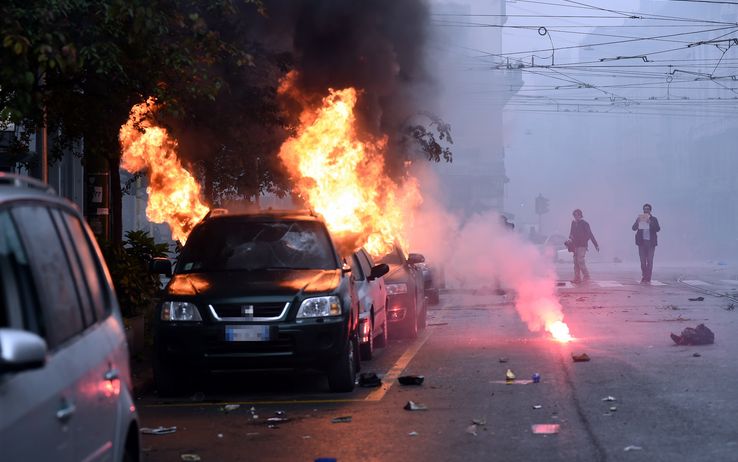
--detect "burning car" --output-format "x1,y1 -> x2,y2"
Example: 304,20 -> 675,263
150,210 -> 361,394
351,248 -> 390,360
378,244 -> 427,338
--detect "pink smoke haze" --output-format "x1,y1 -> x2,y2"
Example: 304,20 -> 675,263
408,177 -> 570,340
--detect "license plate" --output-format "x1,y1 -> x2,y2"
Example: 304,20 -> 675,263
225,325 -> 270,342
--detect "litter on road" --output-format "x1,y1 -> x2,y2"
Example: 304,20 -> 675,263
180,455 -> 201,461
498,357 -> 509,363
531,424 -> 560,435
140,426 -> 177,435
624,445 -> 643,451
331,416 -> 353,423
359,372 -> 382,387
505,369 -> 516,381
466,424 -> 478,436
572,353 -> 591,362
404,401 -> 428,411
601,396 -> 616,402
670,323 -> 715,345
688,297 -> 705,302
532,405 -> 542,409
398,375 -> 425,385
222,404 -> 240,412
532,373 -> 541,383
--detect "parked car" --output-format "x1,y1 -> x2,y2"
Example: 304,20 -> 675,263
0,173 -> 140,462
151,210 -> 361,393
351,247 -> 389,360
378,244 -> 427,338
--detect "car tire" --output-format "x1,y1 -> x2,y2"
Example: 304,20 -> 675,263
405,304 -> 419,339
375,318 -> 388,348
360,320 -> 374,361
328,335 -> 357,392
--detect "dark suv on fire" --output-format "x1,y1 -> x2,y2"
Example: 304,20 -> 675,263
151,210 -> 360,393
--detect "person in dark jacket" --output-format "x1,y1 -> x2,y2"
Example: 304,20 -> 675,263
568,209 -> 599,284
632,203 -> 660,284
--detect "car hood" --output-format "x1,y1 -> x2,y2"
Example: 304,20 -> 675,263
165,269 -> 341,299
383,263 -> 408,283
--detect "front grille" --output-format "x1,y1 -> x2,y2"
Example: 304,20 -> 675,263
206,333 -> 295,356
210,302 -> 288,321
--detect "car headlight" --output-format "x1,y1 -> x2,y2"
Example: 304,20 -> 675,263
296,296 -> 342,318
161,301 -> 202,321
386,283 -> 408,295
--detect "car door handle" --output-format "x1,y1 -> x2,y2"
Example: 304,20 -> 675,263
104,368 -> 120,381
56,401 -> 76,422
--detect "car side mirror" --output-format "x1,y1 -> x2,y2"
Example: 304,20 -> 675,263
149,257 -> 173,277
407,253 -> 425,265
0,328 -> 47,374
368,263 -> 389,280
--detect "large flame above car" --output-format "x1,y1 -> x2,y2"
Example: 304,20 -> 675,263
119,97 -> 210,243
278,73 -> 421,256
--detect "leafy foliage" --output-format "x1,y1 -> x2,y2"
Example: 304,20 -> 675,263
103,230 -> 170,318
399,111 -> 454,164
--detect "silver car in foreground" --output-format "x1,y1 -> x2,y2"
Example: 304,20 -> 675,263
352,247 -> 389,360
0,173 -> 140,461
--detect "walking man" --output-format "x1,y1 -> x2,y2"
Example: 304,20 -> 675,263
632,203 -> 660,284
568,209 -> 599,284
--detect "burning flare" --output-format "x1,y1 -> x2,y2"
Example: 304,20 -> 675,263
548,320 -> 572,343
278,73 -> 421,256
119,97 -> 209,243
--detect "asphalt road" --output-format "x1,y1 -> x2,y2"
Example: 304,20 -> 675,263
136,261 -> 738,462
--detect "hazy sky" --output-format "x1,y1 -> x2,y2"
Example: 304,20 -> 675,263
428,0 -> 738,262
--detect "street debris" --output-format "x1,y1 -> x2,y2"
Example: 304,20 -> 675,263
267,424 -> 279,429
688,297 -> 705,302
408,431 -> 419,437
532,405 -> 542,410
693,352 -> 701,357
181,455 -> 201,462
428,322 -> 448,326
601,396 -> 616,402
359,372 -> 382,388
140,426 -> 177,435
302,435 -> 312,439
609,406 -> 617,412
572,353 -> 591,362
472,418 -> 487,425
267,416 -> 290,423
498,357 -> 509,363
576,297 -> 587,302
505,369 -> 516,381
532,373 -> 541,383
531,424 -> 560,435
624,445 -> 643,452
217,433 -> 223,438
331,416 -> 352,423
404,401 -> 428,411
222,404 -> 240,413
726,303 -> 735,311
398,375 -> 425,386
466,424 -> 478,436
250,406 -> 259,420
670,323 -> 715,345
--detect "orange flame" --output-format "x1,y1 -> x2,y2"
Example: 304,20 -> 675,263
119,98 -> 209,243
278,74 -> 421,256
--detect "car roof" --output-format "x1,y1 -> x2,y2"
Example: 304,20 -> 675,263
0,173 -> 76,210
201,209 -> 325,224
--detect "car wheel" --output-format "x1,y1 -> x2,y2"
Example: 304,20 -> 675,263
405,304 -> 419,339
360,320 -> 374,361
328,335 -> 357,392
375,318 -> 388,348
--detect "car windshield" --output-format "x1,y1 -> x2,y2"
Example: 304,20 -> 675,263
177,220 -> 337,273
378,247 -> 403,265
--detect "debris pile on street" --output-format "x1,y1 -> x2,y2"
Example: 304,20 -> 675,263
688,296 -> 704,302
398,375 -> 424,385
141,426 -> 177,435
358,372 -> 382,387
571,353 -> 591,362
670,323 -> 714,345
404,401 -> 428,411
331,416 -> 352,424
